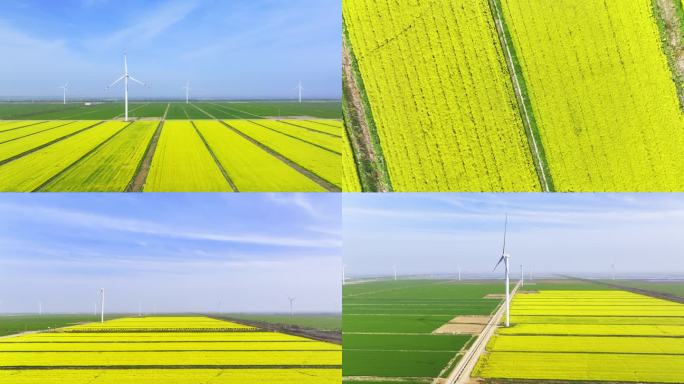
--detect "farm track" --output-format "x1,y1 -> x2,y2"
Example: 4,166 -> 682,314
446,281 -> 521,384
191,121 -> 238,192
34,122 -> 133,191
342,32 -> 390,192
654,0 -> 684,109
488,0 -> 552,192
0,121 -> 103,166
127,120 -> 163,192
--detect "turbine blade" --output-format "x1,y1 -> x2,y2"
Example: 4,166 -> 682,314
107,75 -> 125,88
493,255 -> 504,272
129,76 -> 145,86
502,214 -> 508,254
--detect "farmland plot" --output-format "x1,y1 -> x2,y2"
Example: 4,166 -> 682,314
474,289 -> 684,382
143,121 -> 232,192
0,316 -> 341,384
500,0 -> 684,191
0,121 -> 95,162
41,121 -> 157,191
343,0 -> 541,191
194,121 -> 325,192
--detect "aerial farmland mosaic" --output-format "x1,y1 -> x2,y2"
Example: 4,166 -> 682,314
343,0 -> 684,191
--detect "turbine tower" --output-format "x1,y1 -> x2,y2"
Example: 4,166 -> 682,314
106,53 -> 145,122
520,264 -> 524,287
39,301 -> 42,315
288,297 -> 296,317
342,264 -> 346,286
297,81 -> 303,103
493,215 -> 511,327
182,81 -> 190,104
99,288 -> 105,323
393,264 -> 397,281
58,83 -> 69,105
458,265 -> 461,281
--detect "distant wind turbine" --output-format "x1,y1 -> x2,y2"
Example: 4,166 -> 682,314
493,215 -> 511,327
58,83 -> 69,104
458,265 -> 461,281
106,53 -> 145,122
288,297 -> 296,317
393,264 -> 397,281
296,81 -> 303,103
99,288 -> 105,323
38,301 -> 43,315
342,264 -> 346,286
520,264 -> 524,287
182,81 -> 190,104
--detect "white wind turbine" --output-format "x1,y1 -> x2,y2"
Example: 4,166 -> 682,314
393,264 -> 397,281
288,297 -> 296,317
99,288 -> 105,323
182,81 -> 190,104
493,215 -> 511,327
296,81 -> 303,103
106,53 -> 145,122
58,83 -> 69,104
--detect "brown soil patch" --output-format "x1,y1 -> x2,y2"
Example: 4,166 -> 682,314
450,316 -> 491,325
433,323 -> 484,335
484,294 -> 505,299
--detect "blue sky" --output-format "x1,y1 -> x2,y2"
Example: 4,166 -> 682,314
0,0 -> 340,100
343,194 -> 684,279
0,193 -> 341,314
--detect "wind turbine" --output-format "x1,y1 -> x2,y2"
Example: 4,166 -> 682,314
393,264 -> 397,281
342,264 -> 346,286
182,81 -> 190,104
520,264 -> 524,287
611,263 -> 616,280
493,215 -> 511,327
58,83 -> 69,104
296,81 -> 303,103
39,301 -> 43,316
288,297 -> 296,317
106,53 -> 145,122
458,265 -> 461,281
99,288 -> 105,323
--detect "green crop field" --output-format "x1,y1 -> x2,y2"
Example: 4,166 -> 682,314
0,316 -> 341,383
474,287 -> 684,383
220,314 -> 341,331
0,101 -> 340,120
344,0 -> 684,192
343,280 -> 505,383
0,116 -> 342,192
610,280 -> 684,298
0,315 -> 118,337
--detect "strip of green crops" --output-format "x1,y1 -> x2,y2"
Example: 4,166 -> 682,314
0,122 -> 127,191
143,121 -> 231,192
40,121 -> 157,192
193,121 -> 325,192
227,120 -> 341,188
343,281 -> 503,380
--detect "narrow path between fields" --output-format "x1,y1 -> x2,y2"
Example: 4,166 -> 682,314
127,120 -> 164,192
191,121 -> 238,192
488,0 -> 551,192
443,280 -> 521,384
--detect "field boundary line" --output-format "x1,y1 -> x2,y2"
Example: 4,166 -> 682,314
488,0 -> 553,192
127,121 -> 164,192
345,376 -> 433,383
219,120 -> 340,192
0,121 -> 104,166
653,0 -> 684,111
113,102 -> 149,120
0,120 -> 49,134
561,275 -> 684,305
342,28 -> 392,192
276,120 -> 343,138
189,103 -> 216,119
34,122 -> 133,191
209,103 -> 263,119
163,103 -> 170,120
247,119 -> 342,155
445,280 -> 522,384
0,121 -> 77,145
304,120 -> 342,129
192,121 -> 238,192
0,364 -> 343,370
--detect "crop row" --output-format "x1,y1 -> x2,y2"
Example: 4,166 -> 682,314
343,0 -> 541,191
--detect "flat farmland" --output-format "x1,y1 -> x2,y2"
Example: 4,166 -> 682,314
0,316 -> 340,384
343,280 -> 504,383
0,118 -> 342,192
473,289 -> 684,383
0,101 -> 341,120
